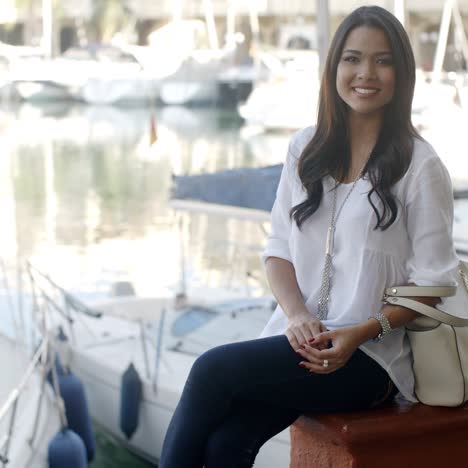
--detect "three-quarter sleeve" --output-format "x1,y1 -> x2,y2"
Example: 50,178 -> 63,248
405,156 -> 459,286
261,146 -> 297,264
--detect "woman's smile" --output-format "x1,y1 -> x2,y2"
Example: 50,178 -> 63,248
352,87 -> 380,96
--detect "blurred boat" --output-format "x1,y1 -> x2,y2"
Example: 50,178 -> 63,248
237,20 -> 321,130
28,263 -> 291,467
159,50 -> 225,105
157,17 -> 265,106
217,62 -> 258,105
160,54 -> 268,106
147,19 -> 222,106
411,71 -> 468,188
0,253 -> 99,467
13,80 -> 74,102
239,51 -> 320,131
81,76 -> 158,106
171,163 -> 282,219
6,44 -> 159,105
70,45 -> 159,105
0,41 -> 43,61
411,71 -> 459,127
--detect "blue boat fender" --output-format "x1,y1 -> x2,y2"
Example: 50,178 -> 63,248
59,372 -> 96,462
119,362 -> 142,439
48,429 -> 87,468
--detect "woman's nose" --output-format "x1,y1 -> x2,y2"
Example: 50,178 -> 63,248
357,61 -> 377,80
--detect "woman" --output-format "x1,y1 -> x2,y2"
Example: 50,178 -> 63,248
159,6 -> 459,468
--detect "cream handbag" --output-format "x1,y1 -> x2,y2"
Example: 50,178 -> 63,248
383,261 -> 468,407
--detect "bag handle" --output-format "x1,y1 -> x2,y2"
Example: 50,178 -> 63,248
384,296 -> 468,327
383,261 -> 468,327
384,285 -> 456,297
384,261 -> 468,299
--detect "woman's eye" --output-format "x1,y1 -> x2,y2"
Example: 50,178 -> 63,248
343,56 -> 358,63
377,57 -> 393,65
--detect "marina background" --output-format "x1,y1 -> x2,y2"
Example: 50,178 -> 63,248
2,0 -> 468,466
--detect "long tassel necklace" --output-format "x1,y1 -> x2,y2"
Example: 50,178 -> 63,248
316,158 -> 371,321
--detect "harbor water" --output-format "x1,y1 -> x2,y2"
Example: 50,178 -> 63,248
92,423 -> 154,467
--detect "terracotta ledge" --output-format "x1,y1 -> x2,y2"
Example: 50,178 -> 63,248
290,396 -> 468,468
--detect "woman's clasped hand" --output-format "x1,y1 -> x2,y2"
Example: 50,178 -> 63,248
287,317 -> 365,374
285,313 -> 328,350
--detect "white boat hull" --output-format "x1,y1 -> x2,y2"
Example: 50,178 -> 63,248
69,347 -> 290,466
54,296 -> 290,467
238,77 -> 319,131
159,82 -> 219,105
81,78 -> 159,106
14,81 -> 73,102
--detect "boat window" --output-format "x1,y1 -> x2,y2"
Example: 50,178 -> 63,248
171,306 -> 218,337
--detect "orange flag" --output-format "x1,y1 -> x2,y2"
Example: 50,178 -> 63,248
149,113 -> 157,145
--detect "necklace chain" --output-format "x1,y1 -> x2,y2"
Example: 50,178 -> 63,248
316,158 -> 370,321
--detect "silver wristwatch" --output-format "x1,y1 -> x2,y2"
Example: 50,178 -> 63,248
370,313 -> 392,341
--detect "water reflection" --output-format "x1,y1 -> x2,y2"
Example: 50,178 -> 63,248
1,103 -> 291,298
3,100 -> 468,299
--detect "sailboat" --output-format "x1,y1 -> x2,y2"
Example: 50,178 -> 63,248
238,49 -> 320,130
159,1 -> 264,106
29,260 -> 291,467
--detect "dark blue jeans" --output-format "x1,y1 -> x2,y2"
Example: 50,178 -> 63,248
159,335 -> 395,468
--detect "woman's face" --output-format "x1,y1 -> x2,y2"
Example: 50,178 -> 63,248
336,26 -> 395,119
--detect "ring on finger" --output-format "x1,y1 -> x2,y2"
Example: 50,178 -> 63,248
322,359 -> 329,368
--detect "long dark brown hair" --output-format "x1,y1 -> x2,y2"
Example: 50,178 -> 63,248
291,6 -> 419,230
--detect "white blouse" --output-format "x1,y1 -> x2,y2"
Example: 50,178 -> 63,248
260,126 -> 459,402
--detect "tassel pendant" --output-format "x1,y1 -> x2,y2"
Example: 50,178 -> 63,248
325,227 -> 334,256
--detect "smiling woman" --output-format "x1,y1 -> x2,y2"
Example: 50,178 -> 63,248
158,7 -> 459,468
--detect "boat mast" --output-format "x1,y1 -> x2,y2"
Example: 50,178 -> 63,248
41,0 -> 53,58
433,0 -> 455,82
248,1 -> 260,46
316,0 -> 330,78
247,0 -> 261,91
203,0 -> 219,49
227,1 -> 236,44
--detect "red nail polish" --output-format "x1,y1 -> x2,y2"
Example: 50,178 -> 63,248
300,344 -> 306,349
299,362 -> 306,368
309,338 -> 315,343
